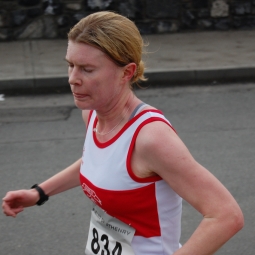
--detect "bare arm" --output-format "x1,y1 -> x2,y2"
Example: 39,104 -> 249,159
135,121 -> 244,255
39,158 -> 81,196
2,110 -> 90,218
39,110 -> 89,196
2,158 -> 81,217
38,110 -> 90,197
38,110 -> 90,196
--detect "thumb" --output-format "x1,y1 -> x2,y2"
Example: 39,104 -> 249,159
2,190 -> 22,202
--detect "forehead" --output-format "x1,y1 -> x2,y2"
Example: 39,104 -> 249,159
66,40 -> 107,64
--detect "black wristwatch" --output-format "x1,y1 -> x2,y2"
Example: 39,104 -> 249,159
31,184 -> 49,206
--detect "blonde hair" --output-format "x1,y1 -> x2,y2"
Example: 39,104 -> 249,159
68,11 -> 147,86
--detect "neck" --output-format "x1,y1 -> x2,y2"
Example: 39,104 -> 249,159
95,92 -> 137,136
97,90 -> 134,120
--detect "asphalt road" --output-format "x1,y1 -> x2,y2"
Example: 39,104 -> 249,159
0,83 -> 255,255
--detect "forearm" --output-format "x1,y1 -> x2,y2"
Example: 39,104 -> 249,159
174,213 -> 243,255
39,158 -> 82,196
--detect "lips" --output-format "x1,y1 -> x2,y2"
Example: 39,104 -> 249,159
72,92 -> 88,99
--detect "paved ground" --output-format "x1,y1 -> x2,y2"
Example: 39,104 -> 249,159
1,30 -> 255,93
0,83 -> 255,254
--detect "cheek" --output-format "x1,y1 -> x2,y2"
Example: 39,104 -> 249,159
95,70 -> 120,89
83,65 -> 122,96
104,67 -> 123,87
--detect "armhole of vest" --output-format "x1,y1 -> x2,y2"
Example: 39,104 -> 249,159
126,117 -> 177,183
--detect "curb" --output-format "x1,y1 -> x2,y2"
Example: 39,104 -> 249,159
145,67 -> 255,86
1,67 -> 255,93
0,76 -> 69,93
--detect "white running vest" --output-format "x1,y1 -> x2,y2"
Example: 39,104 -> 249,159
80,109 -> 182,255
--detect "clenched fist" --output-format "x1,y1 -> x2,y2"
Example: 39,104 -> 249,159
2,189 -> 39,217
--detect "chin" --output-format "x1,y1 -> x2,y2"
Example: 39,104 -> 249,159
73,99 -> 92,110
73,99 -> 86,109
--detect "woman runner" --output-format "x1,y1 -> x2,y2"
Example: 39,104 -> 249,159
2,11 -> 244,255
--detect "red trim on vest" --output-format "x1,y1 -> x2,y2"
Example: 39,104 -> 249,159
80,174 -> 161,237
87,110 -> 93,126
93,110 -> 163,148
127,117 -> 177,183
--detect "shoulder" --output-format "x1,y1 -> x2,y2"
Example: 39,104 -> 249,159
136,120 -> 179,150
135,119 -> 194,175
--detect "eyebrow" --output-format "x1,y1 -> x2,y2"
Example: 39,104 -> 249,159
64,58 -> 96,68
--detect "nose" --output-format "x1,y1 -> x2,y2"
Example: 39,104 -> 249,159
68,67 -> 82,86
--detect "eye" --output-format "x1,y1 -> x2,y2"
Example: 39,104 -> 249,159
83,68 -> 93,73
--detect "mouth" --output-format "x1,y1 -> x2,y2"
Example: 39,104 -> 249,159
72,92 -> 89,99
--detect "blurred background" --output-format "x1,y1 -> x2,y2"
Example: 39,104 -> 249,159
0,0 -> 254,41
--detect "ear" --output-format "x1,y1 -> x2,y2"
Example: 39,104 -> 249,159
121,63 -> 137,84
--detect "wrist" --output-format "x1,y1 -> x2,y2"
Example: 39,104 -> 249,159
30,188 -> 40,201
31,184 -> 49,206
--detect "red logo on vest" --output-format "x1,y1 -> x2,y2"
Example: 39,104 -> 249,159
82,183 -> 102,205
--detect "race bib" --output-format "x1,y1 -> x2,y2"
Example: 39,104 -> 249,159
85,204 -> 135,255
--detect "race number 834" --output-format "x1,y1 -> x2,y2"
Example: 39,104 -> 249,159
91,228 -> 122,255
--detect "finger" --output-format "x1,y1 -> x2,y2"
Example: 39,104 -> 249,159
2,201 -> 17,217
2,206 -> 16,217
12,207 -> 24,214
2,191 -> 20,202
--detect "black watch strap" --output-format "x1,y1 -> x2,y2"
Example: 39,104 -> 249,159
31,184 -> 49,206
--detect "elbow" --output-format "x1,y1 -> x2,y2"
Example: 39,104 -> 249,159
225,205 -> 244,236
234,208 -> 244,232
